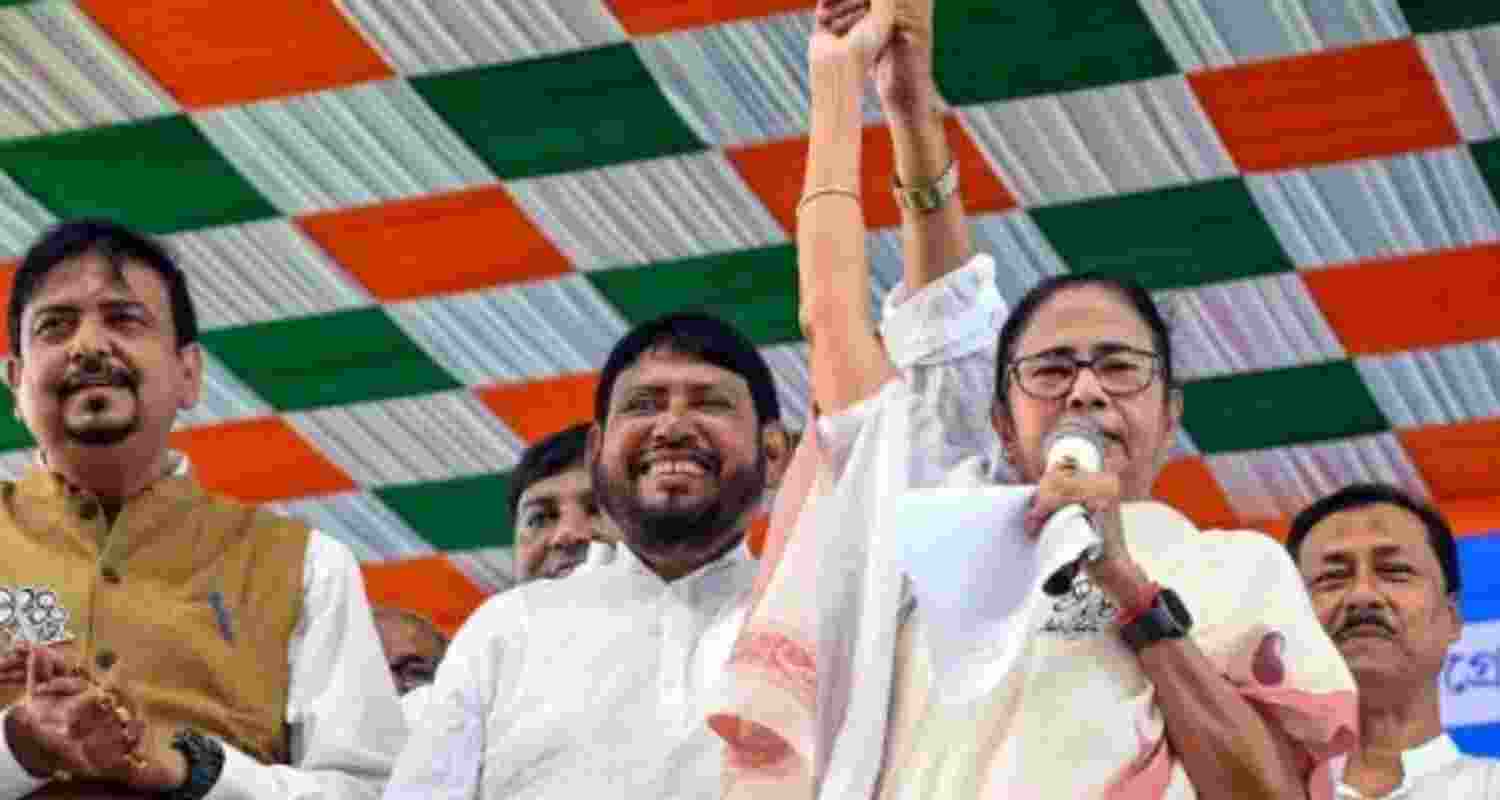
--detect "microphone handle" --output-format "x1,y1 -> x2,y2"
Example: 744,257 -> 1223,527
1040,509 -> 1102,597
1042,557 -> 1082,597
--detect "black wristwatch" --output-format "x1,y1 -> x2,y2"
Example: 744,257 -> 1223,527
1119,587 -> 1193,653
160,729 -> 225,800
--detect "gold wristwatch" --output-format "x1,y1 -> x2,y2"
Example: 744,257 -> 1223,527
893,159 -> 958,213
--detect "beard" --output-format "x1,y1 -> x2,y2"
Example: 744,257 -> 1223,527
62,391 -> 142,446
55,358 -> 142,447
593,446 -> 767,562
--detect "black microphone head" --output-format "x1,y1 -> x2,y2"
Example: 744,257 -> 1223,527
1042,560 -> 1079,596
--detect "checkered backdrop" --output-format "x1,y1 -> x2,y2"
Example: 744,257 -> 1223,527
0,0 -> 1497,748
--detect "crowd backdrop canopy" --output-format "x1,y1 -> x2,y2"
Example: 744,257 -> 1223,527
0,0 -> 1496,750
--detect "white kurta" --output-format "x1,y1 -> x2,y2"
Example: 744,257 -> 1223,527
384,542 -> 758,799
1334,735 -> 1500,799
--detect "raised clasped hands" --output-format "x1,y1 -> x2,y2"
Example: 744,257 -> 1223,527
809,0 -> 894,75
814,0 -> 938,118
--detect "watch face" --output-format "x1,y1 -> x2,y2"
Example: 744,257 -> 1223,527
1161,589 -> 1192,630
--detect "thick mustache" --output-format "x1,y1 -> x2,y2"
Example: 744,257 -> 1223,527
59,363 -> 136,394
1336,611 -> 1395,639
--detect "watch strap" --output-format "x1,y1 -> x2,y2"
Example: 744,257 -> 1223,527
160,729 -> 224,800
1119,587 -> 1192,653
893,159 -> 958,213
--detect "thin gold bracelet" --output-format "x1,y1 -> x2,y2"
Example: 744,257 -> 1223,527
796,186 -> 860,216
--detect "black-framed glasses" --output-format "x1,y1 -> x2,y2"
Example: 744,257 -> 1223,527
1008,347 -> 1161,400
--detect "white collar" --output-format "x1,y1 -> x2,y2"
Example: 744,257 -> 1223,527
1397,733 -> 1463,781
1334,733 -> 1463,795
614,536 -> 754,590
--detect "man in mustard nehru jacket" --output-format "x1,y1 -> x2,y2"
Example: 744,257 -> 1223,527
0,219 -> 404,799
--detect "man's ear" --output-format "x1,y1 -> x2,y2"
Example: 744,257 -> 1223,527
761,422 -> 794,489
1444,592 -> 1464,649
586,422 -> 603,467
177,343 -> 204,409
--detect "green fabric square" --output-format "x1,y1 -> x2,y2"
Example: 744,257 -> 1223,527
1397,2 -> 1500,34
413,43 -> 705,180
1470,138 -> 1500,206
1182,361 -> 1388,453
1031,178 -> 1293,290
376,472 -> 515,551
935,0 -> 1177,105
0,386 -> 35,452
587,244 -> 801,346
0,116 -> 275,235
201,308 -> 461,412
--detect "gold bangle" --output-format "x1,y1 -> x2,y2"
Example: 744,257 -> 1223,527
796,186 -> 860,216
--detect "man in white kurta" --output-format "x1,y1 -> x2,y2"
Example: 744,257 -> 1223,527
389,537 -> 758,798
1288,484 -> 1500,799
385,311 -> 796,799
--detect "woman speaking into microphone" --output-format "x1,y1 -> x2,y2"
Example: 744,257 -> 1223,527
876,274 -> 1362,799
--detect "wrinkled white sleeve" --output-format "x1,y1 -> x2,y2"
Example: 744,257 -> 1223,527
816,252 -> 1005,482
208,532 -> 407,800
813,253 -> 1008,799
382,590 -> 528,800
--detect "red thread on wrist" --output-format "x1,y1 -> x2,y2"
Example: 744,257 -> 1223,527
1118,582 -> 1162,627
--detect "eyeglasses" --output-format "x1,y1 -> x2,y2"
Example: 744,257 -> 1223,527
1008,347 -> 1161,400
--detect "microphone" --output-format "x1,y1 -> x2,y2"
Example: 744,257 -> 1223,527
583,540 -> 617,569
1039,420 -> 1107,596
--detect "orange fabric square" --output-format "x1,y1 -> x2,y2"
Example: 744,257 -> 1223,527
1152,456 -> 1239,531
363,556 -> 487,637
730,117 -> 1015,238
1303,243 -> 1500,356
299,186 -> 570,302
1399,418 -> 1500,501
0,260 -> 15,356
477,372 -> 600,444
746,514 -> 771,559
1188,39 -> 1460,172
171,416 -> 355,503
78,0 -> 392,109
608,0 -> 812,36
1441,495 -> 1500,540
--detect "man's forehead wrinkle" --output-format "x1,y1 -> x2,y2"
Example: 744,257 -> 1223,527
35,258 -> 145,309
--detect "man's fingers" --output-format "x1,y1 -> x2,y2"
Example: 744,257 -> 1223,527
825,5 -> 869,36
31,676 -> 91,699
817,0 -> 867,23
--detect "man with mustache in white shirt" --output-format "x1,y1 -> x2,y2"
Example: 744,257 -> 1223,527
1289,483 -> 1499,799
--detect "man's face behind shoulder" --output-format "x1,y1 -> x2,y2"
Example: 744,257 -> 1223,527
591,347 -> 769,579
1297,503 -> 1462,688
